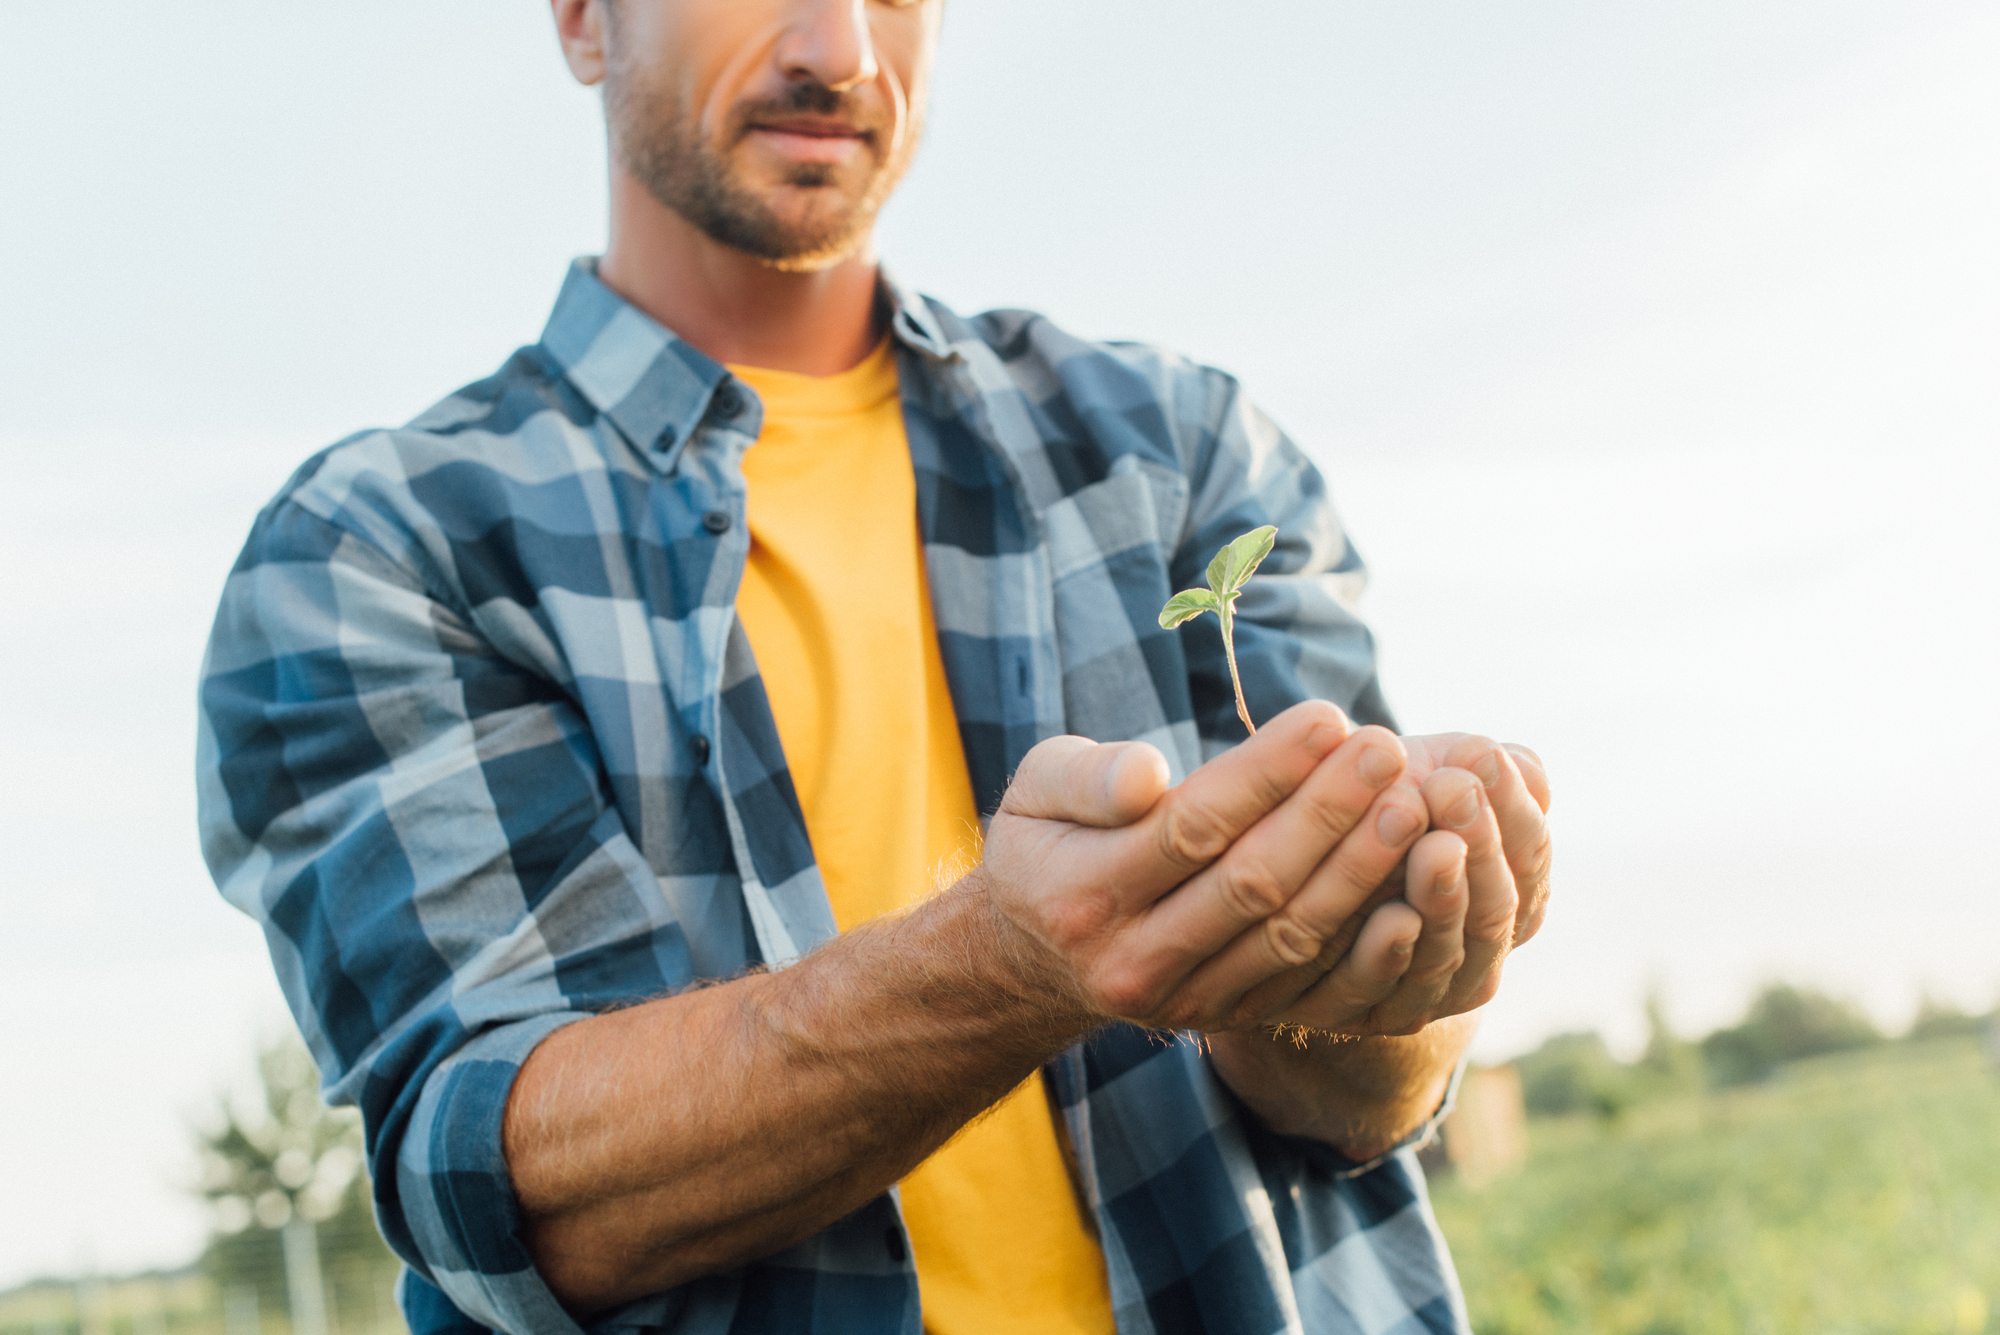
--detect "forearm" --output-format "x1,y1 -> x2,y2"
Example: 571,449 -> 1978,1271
1208,1012 -> 1477,1161
502,872 -> 1089,1314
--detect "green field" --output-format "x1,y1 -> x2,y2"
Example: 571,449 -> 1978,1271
1431,1037 -> 2000,1334
6,1031 -> 1993,1335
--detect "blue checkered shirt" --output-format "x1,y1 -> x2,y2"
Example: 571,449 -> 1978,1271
197,259 -> 1471,1335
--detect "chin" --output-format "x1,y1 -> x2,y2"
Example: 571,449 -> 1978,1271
754,193 -> 875,272
758,236 -> 869,274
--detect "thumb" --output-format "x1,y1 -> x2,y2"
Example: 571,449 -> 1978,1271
1002,737 -> 1171,828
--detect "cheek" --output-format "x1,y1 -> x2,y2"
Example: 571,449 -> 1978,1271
874,20 -> 937,137
654,4 -> 777,141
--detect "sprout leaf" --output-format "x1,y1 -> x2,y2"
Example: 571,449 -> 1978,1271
1158,525 -> 1279,735
1158,587 -> 1221,629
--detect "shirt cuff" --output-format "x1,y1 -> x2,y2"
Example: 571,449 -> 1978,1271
395,1011 -> 594,1335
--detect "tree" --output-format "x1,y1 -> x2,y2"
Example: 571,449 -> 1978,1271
1636,984 -> 1702,1094
1700,982 -> 1881,1087
1515,1031 -> 1637,1119
1905,991 -> 1989,1042
193,1035 -> 399,1332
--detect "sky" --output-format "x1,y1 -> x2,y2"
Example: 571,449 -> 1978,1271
2,0 -> 1996,1288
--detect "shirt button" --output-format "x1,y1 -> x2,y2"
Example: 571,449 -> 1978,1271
688,733 -> 711,765
702,509 -> 732,535
712,384 -> 745,418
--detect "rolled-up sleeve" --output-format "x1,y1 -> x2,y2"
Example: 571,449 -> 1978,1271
197,475 -> 691,1334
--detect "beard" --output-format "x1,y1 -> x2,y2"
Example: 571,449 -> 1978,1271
604,66 -> 919,272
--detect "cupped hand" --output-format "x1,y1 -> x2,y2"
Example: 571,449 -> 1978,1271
1398,732 -> 1552,949
1215,732 -> 1553,1038
971,701 -> 1432,1035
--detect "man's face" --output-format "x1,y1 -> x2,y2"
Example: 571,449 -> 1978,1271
600,0 -> 940,271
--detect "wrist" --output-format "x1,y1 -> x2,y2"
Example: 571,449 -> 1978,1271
948,865 -> 1103,1041
1210,1018 -> 1472,1155
751,869 -> 1097,1077
1208,1027 -> 1342,1139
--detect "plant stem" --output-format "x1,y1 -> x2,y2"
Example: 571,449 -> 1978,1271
1221,604 -> 1255,735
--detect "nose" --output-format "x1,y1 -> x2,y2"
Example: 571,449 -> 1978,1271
775,0 -> 879,93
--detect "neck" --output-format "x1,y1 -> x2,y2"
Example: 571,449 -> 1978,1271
597,164 -> 885,376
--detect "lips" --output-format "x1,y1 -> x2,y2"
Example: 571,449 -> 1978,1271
745,116 -> 875,166
747,114 -> 873,142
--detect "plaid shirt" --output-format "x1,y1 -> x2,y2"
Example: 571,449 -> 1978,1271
197,259 -> 1471,1335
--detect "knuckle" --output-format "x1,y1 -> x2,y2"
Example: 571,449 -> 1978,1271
1408,949 -> 1464,988
1454,733 -> 1499,764
1217,860 -> 1290,922
1296,780 -> 1368,840
1264,915 -> 1323,968
1468,885 -> 1520,942
1325,852 -> 1387,909
1514,888 -> 1552,945
1158,803 -> 1230,871
1520,874 -> 1551,915
1467,973 -> 1504,1009
1520,841 -> 1554,888
1322,975 -> 1376,1016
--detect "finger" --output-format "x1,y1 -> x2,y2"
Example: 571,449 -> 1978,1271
1208,858 -> 1407,1029
1362,830 -> 1469,1036
1498,743 -> 1553,945
1131,728 -> 1407,1009
1511,877 -> 1552,948
1282,899 -> 1423,1033
1439,738 -> 1551,949
1140,700 -> 1356,882
1503,743 -> 1551,813
1422,768 -> 1515,1014
1178,771 -> 1429,1026
1000,736 -> 1172,828
1473,748 -> 1551,906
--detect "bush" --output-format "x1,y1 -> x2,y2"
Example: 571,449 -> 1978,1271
1700,982 -> 1880,1087
1517,1031 -> 1638,1119
1907,993 -> 1992,1042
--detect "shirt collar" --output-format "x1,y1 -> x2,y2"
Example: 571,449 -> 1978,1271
539,257 -> 955,471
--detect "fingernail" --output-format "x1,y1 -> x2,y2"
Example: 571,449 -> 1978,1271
1392,936 -> 1415,958
1443,787 -> 1482,829
1472,752 -> 1503,788
1357,745 -> 1400,787
1377,804 -> 1420,844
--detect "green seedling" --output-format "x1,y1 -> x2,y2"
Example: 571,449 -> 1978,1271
1158,525 -> 1277,735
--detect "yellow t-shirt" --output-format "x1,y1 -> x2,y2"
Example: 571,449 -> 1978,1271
730,341 -> 1116,1335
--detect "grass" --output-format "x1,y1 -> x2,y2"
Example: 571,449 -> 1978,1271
1431,1037 -> 2000,1334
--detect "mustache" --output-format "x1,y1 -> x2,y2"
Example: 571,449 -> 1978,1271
732,80 -> 882,137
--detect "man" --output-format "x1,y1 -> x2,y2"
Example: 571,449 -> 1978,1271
196,2 -> 1553,1332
